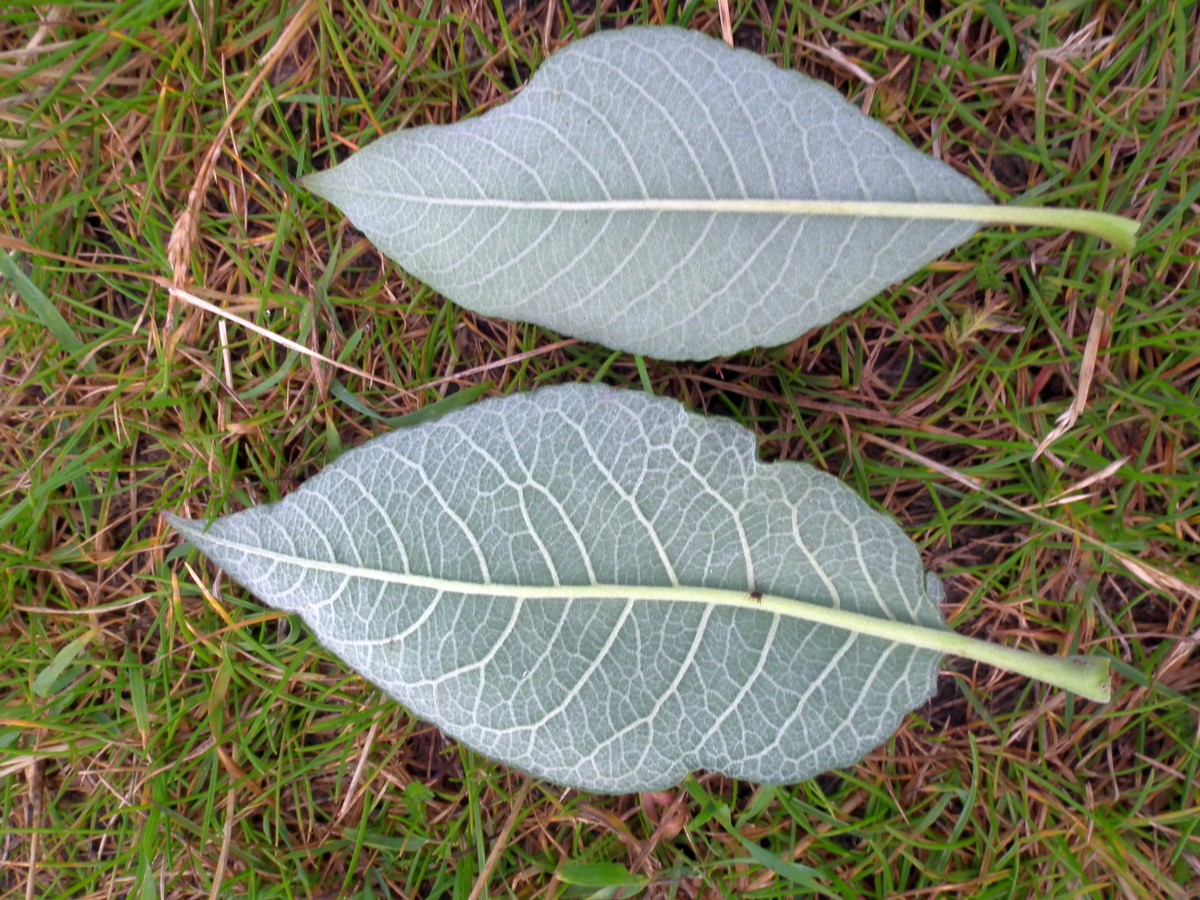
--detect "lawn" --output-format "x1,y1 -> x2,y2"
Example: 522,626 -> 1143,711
1,1 -> 1197,897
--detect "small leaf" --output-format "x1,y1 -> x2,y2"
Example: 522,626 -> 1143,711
169,385 -> 1108,793
34,626 -> 98,699
306,27 -> 1137,360
945,299 -> 1024,351
556,861 -> 646,890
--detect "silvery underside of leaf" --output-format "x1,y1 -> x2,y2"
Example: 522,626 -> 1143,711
305,26 -> 989,359
170,384 -> 946,793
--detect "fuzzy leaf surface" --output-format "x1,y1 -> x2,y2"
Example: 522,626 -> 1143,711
169,385 -> 947,793
305,26 -> 990,359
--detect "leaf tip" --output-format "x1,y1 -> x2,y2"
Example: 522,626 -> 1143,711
163,511 -> 199,541
300,169 -> 329,199
301,164 -> 352,206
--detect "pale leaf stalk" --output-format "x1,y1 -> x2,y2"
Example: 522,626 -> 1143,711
745,592 -> 1112,703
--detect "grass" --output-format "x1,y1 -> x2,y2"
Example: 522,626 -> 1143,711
1,0 -> 1197,897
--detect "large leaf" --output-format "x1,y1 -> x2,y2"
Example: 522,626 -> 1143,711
168,385 -> 1108,793
304,27 -> 1134,361
305,27 -> 989,360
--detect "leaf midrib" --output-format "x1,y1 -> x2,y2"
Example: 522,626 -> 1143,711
352,194 -> 997,217
178,520 -> 1113,702
181,521 -> 940,642
312,186 -> 1139,250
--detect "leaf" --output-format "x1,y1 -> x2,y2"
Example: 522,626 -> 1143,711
168,385 -> 1109,793
34,625 -> 99,699
556,861 -> 647,894
305,26 -> 1137,361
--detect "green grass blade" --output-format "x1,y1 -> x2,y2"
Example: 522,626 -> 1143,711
0,248 -> 95,371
